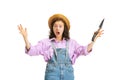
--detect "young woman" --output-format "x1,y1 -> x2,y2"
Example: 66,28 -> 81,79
18,14 -> 104,80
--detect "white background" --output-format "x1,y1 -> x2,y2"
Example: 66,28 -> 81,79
0,0 -> 120,80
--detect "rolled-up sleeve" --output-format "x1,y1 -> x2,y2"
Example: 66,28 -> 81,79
25,40 -> 45,56
75,45 -> 92,56
71,40 -> 92,64
25,39 -> 54,61
74,41 -> 92,57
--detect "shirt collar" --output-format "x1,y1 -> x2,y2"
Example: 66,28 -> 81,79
50,37 -> 66,43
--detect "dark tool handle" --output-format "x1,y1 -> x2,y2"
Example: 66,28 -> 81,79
92,31 -> 98,42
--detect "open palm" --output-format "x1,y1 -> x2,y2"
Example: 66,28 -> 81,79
18,24 -> 28,38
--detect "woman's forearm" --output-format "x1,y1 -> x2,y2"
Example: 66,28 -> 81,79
23,37 -> 30,50
87,41 -> 95,52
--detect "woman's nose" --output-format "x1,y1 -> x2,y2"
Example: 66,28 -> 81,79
56,26 -> 60,29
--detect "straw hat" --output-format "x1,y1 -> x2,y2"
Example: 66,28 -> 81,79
48,14 -> 70,30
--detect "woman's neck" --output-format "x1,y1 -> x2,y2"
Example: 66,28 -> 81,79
56,37 -> 62,41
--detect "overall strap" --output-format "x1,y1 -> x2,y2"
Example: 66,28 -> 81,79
65,40 -> 69,59
51,41 -> 57,57
51,40 -> 69,64
65,40 -> 70,64
51,41 -> 57,64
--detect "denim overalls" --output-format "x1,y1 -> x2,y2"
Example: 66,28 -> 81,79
45,41 -> 74,80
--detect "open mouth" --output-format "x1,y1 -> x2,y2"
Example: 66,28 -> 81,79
56,32 -> 60,35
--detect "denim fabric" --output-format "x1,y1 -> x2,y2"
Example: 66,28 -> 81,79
45,41 -> 74,80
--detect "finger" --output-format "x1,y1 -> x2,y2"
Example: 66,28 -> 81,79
20,24 -> 22,27
101,30 -> 104,31
18,24 -> 21,30
25,28 -> 27,32
18,25 -> 21,31
100,30 -> 104,32
18,25 -> 20,30
98,33 -> 104,37
97,35 -> 101,37
19,24 -> 23,30
98,30 -> 104,35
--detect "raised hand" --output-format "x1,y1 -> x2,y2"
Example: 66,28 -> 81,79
87,29 -> 104,52
92,29 -> 104,42
18,24 -> 30,50
92,19 -> 104,42
18,24 -> 28,38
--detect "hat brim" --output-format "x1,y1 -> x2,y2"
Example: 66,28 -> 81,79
48,14 -> 70,30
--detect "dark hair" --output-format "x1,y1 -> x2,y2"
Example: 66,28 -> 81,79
49,18 -> 70,40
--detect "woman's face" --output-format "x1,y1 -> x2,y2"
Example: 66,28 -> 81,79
53,20 -> 64,39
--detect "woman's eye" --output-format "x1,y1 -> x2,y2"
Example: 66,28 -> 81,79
53,25 -> 57,27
